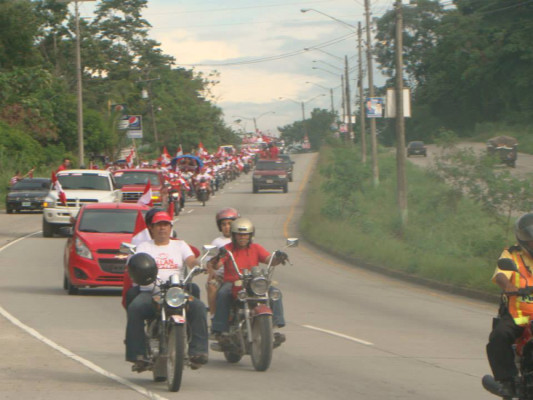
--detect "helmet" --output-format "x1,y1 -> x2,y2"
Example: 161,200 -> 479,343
145,207 -> 166,226
216,207 -> 240,231
128,252 -> 158,285
231,217 -> 255,236
515,213 -> 533,256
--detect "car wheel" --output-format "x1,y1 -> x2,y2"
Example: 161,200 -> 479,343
63,273 -> 68,290
66,274 -> 79,295
253,184 -> 258,194
6,207 -> 12,214
42,218 -> 55,238
283,184 -> 288,193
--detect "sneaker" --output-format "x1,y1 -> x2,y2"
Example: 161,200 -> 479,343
273,332 -> 286,348
131,359 -> 151,373
189,354 -> 208,370
482,375 -> 516,399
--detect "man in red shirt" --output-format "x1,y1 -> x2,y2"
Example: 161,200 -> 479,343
57,157 -> 71,172
210,217 -> 287,337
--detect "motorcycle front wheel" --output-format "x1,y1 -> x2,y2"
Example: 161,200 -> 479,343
167,324 -> 185,392
250,315 -> 273,371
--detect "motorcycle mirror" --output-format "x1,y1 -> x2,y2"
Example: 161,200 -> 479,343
119,242 -> 136,255
497,258 -> 518,272
286,238 -> 299,248
202,244 -> 218,256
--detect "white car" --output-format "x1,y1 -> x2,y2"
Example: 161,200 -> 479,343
42,169 -> 122,237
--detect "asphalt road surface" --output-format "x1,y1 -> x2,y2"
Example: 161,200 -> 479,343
0,152 -> 497,399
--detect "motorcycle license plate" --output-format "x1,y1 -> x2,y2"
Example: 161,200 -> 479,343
266,179 -> 273,184
22,202 -> 31,207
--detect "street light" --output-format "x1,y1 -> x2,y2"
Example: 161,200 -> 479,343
304,47 -> 343,61
306,82 -> 337,114
231,111 -> 275,134
312,66 -> 339,77
313,60 -> 343,72
278,94 -> 326,139
301,8 -> 357,30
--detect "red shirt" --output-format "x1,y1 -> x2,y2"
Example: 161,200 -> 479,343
222,243 -> 269,283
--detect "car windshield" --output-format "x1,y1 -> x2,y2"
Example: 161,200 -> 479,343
78,209 -> 143,233
409,142 -> 424,148
58,173 -> 111,190
256,162 -> 287,171
11,180 -> 49,190
114,171 -> 160,186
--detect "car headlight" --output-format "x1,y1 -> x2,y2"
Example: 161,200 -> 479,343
75,237 -> 93,259
278,175 -> 286,179
152,192 -> 161,202
43,199 -> 55,208
250,276 -> 269,296
165,287 -> 186,307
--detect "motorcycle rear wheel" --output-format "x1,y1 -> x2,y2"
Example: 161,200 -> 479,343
167,324 -> 185,392
224,351 -> 242,363
250,315 -> 273,372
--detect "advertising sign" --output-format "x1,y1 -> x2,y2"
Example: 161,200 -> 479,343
365,97 -> 385,118
125,115 -> 143,139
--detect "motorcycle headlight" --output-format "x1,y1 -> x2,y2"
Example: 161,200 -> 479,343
165,287 -> 186,308
75,237 -> 93,260
250,276 -> 269,296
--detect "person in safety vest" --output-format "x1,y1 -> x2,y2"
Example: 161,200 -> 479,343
486,212 -> 533,398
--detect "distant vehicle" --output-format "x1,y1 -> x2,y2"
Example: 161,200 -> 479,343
278,154 -> 294,182
113,169 -> 168,206
62,202 -> 150,295
42,170 -> 122,237
5,178 -> 51,214
486,135 -> 518,168
252,159 -> 289,193
406,141 -> 427,157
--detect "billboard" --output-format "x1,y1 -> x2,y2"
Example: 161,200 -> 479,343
365,97 -> 385,118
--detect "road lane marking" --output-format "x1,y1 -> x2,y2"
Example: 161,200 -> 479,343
303,324 -> 374,346
0,231 -> 169,400
0,306 -> 169,400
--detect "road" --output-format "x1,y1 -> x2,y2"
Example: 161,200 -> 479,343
0,152 -> 496,399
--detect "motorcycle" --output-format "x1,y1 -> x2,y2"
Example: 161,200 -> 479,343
196,179 -> 210,206
483,258 -> 533,399
211,238 -> 298,371
121,242 -> 217,392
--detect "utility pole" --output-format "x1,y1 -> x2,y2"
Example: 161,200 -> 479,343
344,56 -> 352,143
329,88 -> 335,115
395,0 -> 408,226
74,0 -> 84,166
138,77 -> 161,145
358,21 -> 367,162
301,101 -> 308,139
341,74 -> 346,139
365,0 -> 379,186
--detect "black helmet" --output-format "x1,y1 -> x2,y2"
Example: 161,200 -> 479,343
215,207 -> 240,231
128,252 -> 158,285
515,213 -> 533,256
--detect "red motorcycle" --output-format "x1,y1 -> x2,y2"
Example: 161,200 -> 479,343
211,238 -> 298,371
483,258 -> 533,399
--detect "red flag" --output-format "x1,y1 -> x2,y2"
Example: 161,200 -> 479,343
131,210 -> 151,246
126,148 -> 135,168
51,171 -> 67,206
160,146 -> 171,167
175,144 -> 183,157
137,180 -> 153,206
167,200 -> 174,218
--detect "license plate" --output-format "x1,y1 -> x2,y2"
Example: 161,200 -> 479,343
22,202 -> 31,207
266,179 -> 273,184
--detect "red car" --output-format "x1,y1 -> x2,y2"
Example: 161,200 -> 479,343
63,202 -> 149,295
112,168 -> 169,206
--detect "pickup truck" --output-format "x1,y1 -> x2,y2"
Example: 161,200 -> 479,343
252,159 -> 289,193
42,169 -> 122,237
112,169 -> 169,206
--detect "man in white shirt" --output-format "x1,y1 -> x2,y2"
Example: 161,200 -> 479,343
125,212 -> 208,371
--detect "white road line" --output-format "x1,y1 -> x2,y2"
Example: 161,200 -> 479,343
303,325 -> 374,346
0,231 -> 169,400
187,209 -> 194,214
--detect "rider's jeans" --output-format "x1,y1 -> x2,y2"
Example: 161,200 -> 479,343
211,282 -> 285,333
126,290 -> 208,362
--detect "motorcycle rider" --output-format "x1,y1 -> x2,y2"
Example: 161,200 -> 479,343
486,212 -> 533,398
210,217 -> 288,345
125,211 -> 208,372
206,208 -> 240,316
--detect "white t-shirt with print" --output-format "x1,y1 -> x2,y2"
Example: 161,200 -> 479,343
136,239 -> 194,291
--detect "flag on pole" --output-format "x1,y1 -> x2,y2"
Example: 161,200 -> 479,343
51,171 -> 67,206
176,144 -> 183,157
131,210 -> 151,246
137,180 -> 153,206
160,146 -> 171,167
126,148 -> 135,168
197,141 -> 209,158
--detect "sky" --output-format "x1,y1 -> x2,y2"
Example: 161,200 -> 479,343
78,0 -> 400,136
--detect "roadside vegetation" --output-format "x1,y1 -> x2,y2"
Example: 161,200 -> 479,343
299,139 -> 533,297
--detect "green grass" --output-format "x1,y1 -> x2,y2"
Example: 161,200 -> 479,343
300,144 -> 513,297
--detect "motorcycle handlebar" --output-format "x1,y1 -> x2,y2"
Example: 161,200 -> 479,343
505,286 -> 533,297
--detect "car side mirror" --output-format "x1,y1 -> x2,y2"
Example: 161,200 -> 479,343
115,183 -> 123,189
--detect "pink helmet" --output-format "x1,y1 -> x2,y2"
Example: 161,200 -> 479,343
215,207 -> 240,231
